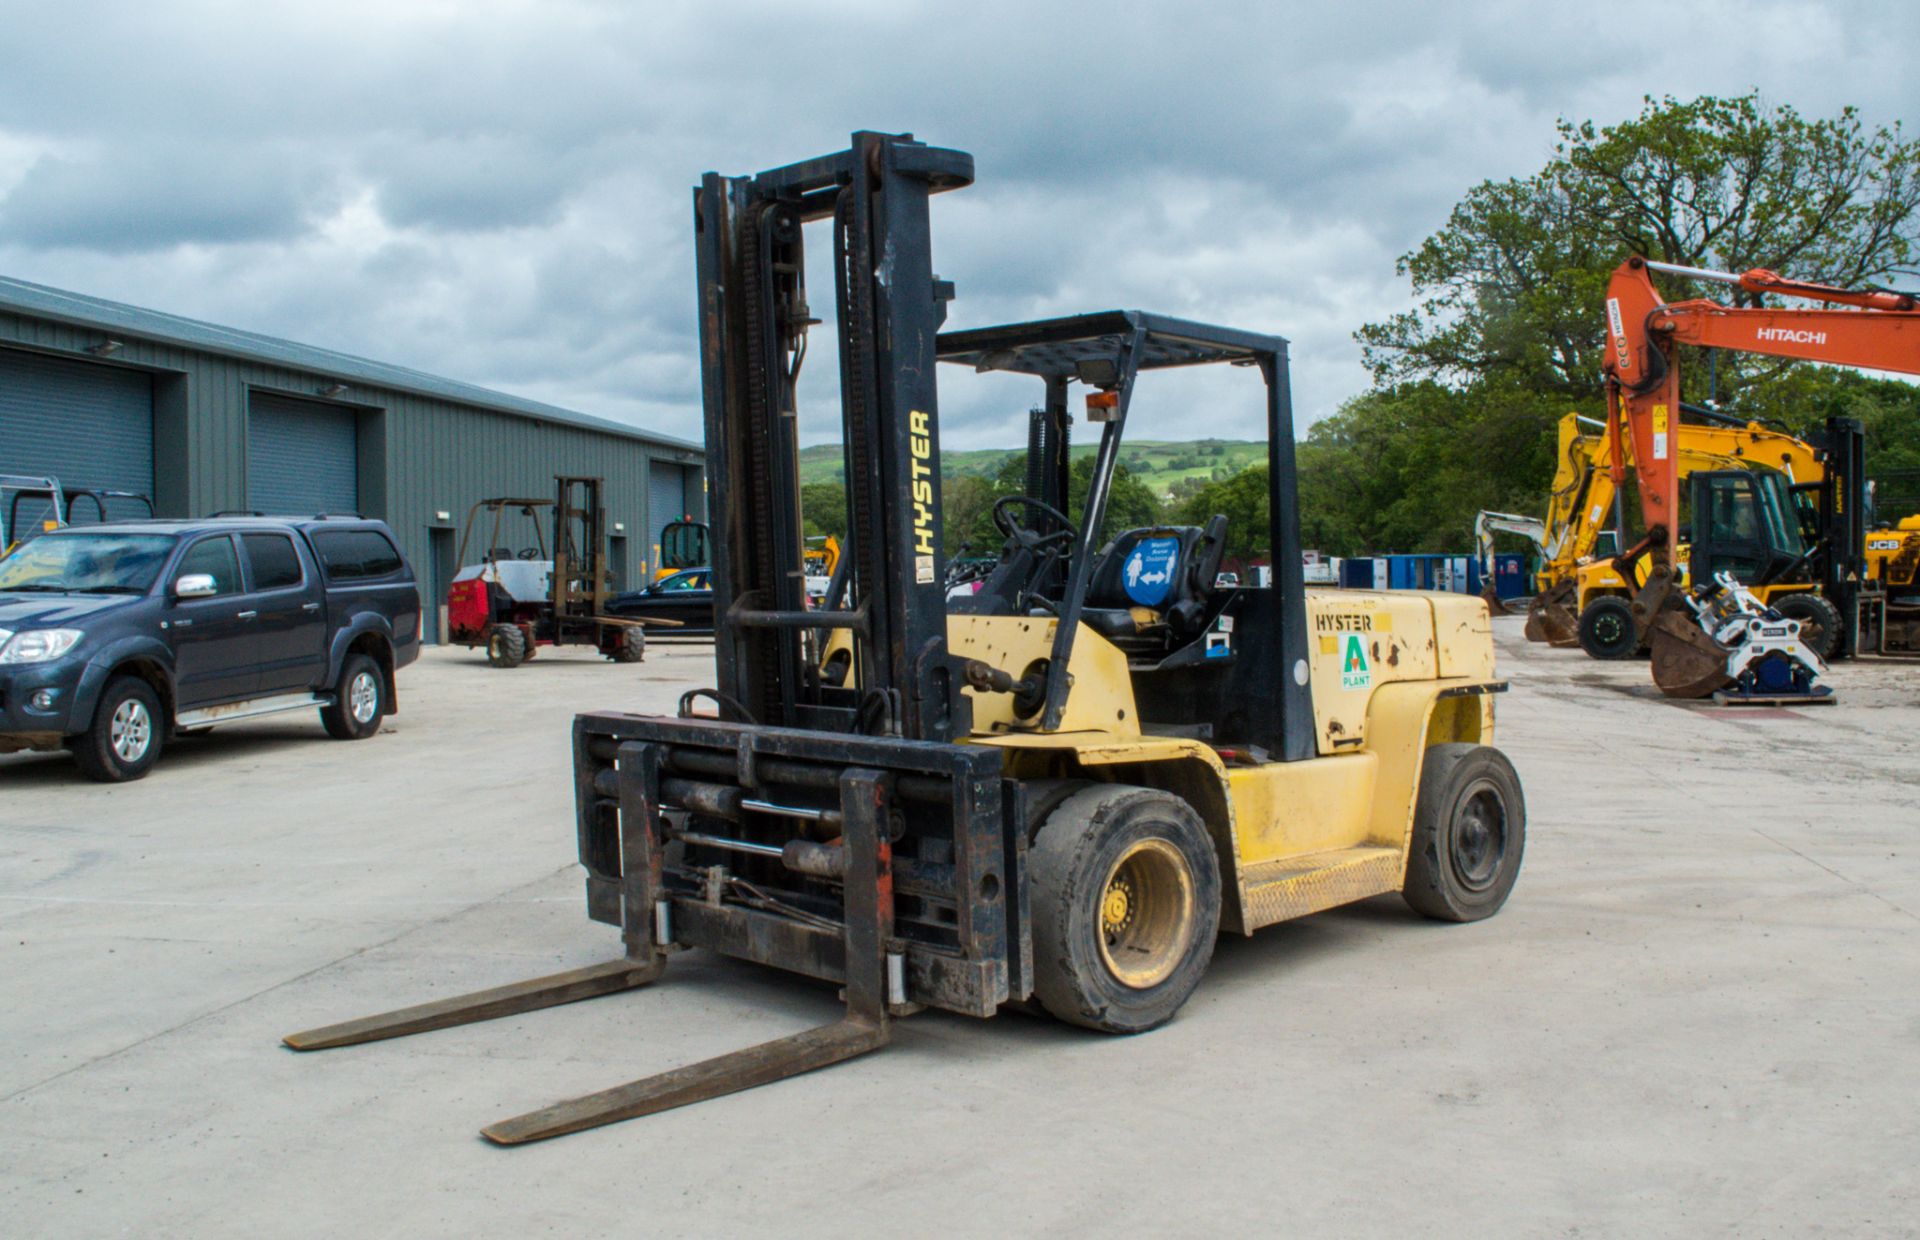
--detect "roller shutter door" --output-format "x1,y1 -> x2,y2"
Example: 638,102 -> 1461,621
648,460 -> 687,569
0,348 -> 154,497
248,391 -> 358,515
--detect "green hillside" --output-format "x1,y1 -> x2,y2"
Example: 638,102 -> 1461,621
797,438 -> 1265,500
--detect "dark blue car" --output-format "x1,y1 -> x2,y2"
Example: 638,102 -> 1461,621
0,516 -> 419,781
605,568 -> 713,635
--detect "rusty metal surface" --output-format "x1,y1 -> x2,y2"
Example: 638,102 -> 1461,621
573,711 -> 1012,1018
281,959 -> 663,1051
1238,846 -> 1403,929
1649,611 -> 1734,698
1524,581 -> 1578,646
481,1018 -> 889,1145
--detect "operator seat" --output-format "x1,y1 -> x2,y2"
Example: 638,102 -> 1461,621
1080,515 -> 1228,651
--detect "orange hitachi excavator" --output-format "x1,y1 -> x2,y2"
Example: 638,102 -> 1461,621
1601,255 -> 1920,698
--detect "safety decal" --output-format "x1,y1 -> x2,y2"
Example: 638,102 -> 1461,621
1123,537 -> 1180,607
1339,632 -> 1371,691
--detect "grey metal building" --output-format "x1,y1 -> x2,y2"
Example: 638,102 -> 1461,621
0,275 -> 705,641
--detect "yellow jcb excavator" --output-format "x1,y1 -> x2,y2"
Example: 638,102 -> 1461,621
1484,411 -> 1835,658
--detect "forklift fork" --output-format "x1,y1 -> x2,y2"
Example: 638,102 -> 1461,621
283,747 -> 898,1145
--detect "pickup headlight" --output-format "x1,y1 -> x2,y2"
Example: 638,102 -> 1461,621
0,628 -> 83,663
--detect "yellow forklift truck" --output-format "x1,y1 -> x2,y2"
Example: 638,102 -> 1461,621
286,133 -> 1525,1143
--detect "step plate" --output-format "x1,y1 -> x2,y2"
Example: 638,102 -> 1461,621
1241,846 -> 1403,929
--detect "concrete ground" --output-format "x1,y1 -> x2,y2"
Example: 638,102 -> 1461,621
2,623 -> 1917,1237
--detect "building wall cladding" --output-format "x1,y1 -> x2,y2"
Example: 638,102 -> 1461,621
0,306 -> 705,633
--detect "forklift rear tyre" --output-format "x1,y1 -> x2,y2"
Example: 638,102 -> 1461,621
1771,592 -> 1841,660
1402,743 -> 1525,923
1577,598 -> 1639,660
486,624 -> 527,668
610,626 -> 645,663
321,653 -> 387,740
1029,785 -> 1221,1034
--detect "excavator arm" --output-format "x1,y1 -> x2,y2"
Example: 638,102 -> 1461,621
1599,255 -> 1920,694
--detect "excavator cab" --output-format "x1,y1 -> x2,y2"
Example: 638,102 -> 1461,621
1687,469 -> 1808,585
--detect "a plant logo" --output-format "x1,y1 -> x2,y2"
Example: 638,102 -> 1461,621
1340,632 -> 1371,690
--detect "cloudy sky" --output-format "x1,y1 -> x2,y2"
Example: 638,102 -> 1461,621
0,0 -> 1912,450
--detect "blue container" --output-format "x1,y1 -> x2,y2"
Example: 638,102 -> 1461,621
1492,552 -> 1528,600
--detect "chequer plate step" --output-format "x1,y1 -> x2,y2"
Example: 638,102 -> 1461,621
1240,845 -> 1403,930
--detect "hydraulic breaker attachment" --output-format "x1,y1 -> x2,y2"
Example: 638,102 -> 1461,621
1524,579 -> 1578,646
1649,574 -> 1833,703
283,747 -> 904,1144
1648,610 -> 1735,699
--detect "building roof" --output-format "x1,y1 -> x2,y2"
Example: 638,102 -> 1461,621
0,274 -> 702,453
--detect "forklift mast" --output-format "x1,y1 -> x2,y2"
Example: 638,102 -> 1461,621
552,475 -> 608,620
694,133 -> 974,741
1806,416 -> 1868,656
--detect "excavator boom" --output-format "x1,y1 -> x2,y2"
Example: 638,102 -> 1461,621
1600,255 -> 1920,694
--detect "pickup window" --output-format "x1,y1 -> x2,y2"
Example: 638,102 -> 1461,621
175,536 -> 243,595
243,532 -> 305,591
313,530 -> 403,582
0,532 -> 176,594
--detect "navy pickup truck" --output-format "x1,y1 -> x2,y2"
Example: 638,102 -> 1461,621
0,516 -> 420,781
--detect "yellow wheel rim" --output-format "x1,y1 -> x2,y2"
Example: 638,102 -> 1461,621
1096,838 -> 1196,989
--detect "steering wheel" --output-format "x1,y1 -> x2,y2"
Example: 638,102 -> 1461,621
991,495 -> 1078,549
518,547 -> 542,560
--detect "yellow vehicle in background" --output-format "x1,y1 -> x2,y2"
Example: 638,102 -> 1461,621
1505,412 -> 1843,659
652,519 -> 709,581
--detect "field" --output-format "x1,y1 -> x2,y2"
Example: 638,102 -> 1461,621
798,439 -> 1267,499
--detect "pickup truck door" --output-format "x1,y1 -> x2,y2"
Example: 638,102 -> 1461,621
242,532 -> 329,693
164,534 -> 259,706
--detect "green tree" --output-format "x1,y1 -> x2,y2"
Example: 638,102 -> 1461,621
800,482 -> 847,541
1359,94 -> 1920,408
1307,93 -> 1920,559
1175,465 -> 1271,562
943,473 -> 1002,557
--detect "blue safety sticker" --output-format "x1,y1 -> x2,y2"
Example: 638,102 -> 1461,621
1123,536 -> 1180,607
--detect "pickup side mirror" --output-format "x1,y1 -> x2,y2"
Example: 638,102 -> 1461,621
175,573 -> 218,599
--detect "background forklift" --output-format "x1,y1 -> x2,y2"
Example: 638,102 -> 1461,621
654,518 -> 709,581
444,475 -> 665,667
287,132 -> 1525,1144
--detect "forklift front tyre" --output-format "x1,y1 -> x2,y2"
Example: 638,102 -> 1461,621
1030,785 -> 1221,1034
486,624 -> 527,668
610,626 -> 645,664
1770,591 -> 1841,660
1402,743 -> 1525,923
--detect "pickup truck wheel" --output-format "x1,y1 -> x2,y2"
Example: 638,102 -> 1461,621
486,624 -> 527,668
609,626 -> 645,663
1030,785 -> 1221,1034
1402,743 -> 1526,922
71,676 -> 165,782
321,654 -> 386,740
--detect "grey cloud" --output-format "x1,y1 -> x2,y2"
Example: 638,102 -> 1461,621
0,144 -> 338,251
0,0 -> 1910,446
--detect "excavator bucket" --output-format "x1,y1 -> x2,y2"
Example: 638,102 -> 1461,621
1524,580 -> 1579,646
1480,582 -> 1512,617
1648,611 -> 1734,698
